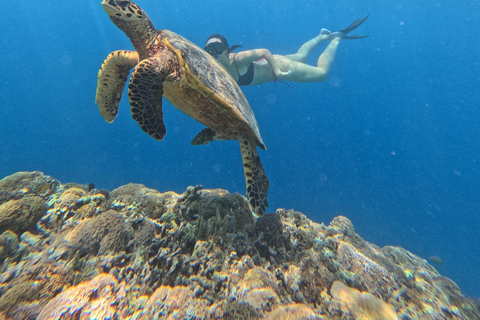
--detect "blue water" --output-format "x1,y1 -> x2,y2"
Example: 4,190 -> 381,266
1,0 -> 479,297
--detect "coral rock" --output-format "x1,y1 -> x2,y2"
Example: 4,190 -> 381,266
66,210 -> 134,257
0,171 -> 478,320
0,197 -> 47,234
331,280 -> 398,320
37,273 -> 121,320
0,231 -> 18,263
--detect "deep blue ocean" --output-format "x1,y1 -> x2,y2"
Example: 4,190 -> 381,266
1,0 -> 479,297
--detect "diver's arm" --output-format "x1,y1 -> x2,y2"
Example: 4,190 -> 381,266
236,49 -> 291,77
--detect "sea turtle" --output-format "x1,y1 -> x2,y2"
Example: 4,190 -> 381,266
95,0 -> 269,215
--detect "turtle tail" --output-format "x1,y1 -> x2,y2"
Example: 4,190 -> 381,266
239,139 -> 269,216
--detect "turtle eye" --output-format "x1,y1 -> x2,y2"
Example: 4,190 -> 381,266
117,1 -> 130,6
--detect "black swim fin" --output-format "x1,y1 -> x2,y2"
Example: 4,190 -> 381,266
338,14 -> 370,39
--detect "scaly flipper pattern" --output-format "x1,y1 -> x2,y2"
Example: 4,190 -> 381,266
240,139 -> 269,216
128,57 -> 175,140
96,50 -> 140,122
191,128 -> 216,145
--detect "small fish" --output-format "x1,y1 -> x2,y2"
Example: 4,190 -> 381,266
39,181 -> 59,194
429,256 -> 443,264
39,183 -> 52,194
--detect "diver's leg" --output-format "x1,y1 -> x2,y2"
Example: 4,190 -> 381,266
274,51 -> 338,83
270,55 -> 333,83
284,33 -> 330,63
317,37 -> 340,72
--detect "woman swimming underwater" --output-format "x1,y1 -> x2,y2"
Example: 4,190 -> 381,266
204,15 -> 369,86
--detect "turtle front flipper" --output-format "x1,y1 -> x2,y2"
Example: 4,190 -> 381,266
96,50 -> 140,122
128,57 -> 175,140
239,139 -> 269,216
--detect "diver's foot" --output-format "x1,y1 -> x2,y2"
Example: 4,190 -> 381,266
320,28 -> 331,36
327,31 -> 346,40
320,29 -> 366,41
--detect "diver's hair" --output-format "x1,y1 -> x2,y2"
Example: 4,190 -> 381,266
206,34 -> 242,53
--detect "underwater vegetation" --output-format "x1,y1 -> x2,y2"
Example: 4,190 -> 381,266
0,171 -> 479,319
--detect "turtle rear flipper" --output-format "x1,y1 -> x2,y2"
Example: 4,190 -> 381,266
191,128 -> 233,145
191,128 -> 216,145
96,50 -> 140,122
240,139 -> 269,216
128,57 -> 175,140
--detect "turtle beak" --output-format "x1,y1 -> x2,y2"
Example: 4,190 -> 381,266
101,0 -> 117,15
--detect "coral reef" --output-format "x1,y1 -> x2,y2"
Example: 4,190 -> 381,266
331,281 -> 398,320
0,171 -> 478,319
37,273 -> 122,320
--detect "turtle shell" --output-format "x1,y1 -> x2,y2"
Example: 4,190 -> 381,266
159,30 -> 265,149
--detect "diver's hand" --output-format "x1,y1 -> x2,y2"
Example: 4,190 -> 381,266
276,70 -> 292,79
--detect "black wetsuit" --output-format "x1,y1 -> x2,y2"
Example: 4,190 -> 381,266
233,53 -> 254,86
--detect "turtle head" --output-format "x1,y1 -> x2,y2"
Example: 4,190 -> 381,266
101,0 -> 156,55
101,0 -> 145,22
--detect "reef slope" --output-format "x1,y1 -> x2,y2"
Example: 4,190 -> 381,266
0,171 -> 478,319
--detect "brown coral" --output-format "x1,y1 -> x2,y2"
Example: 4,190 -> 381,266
0,230 -> 18,262
331,281 -> 398,320
66,210 -> 134,257
37,273 -> 122,320
0,171 -> 59,204
137,286 -> 211,319
0,196 -> 47,234
0,259 -> 75,320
